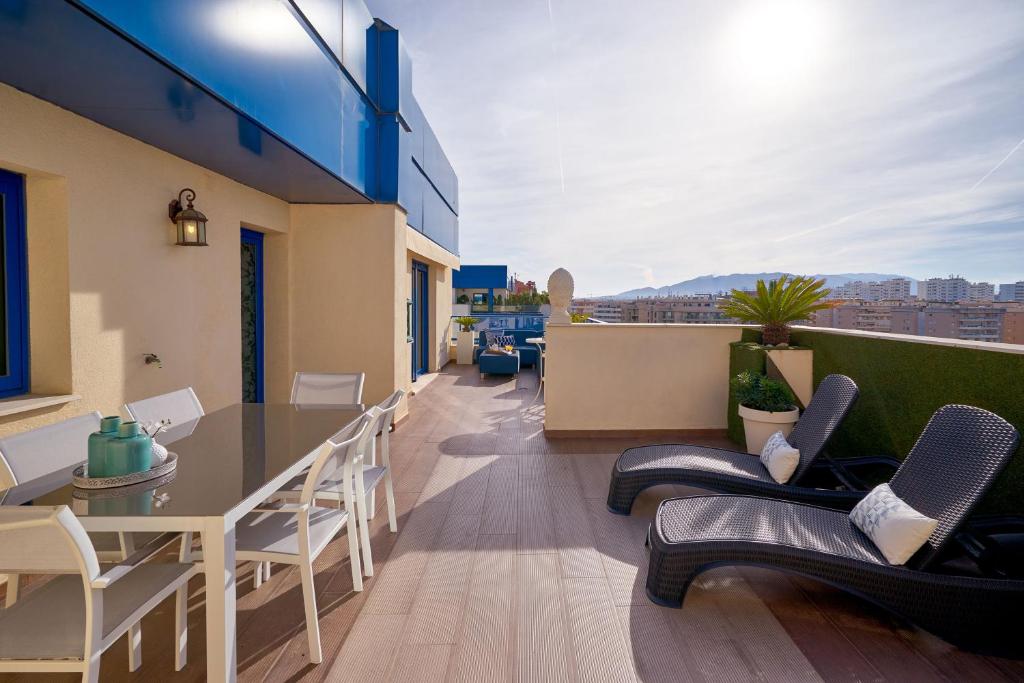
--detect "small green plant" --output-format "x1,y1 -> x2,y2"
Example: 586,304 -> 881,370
456,294 -> 469,304
453,316 -> 481,332
570,312 -> 590,323
721,275 -> 832,345
731,371 -> 796,413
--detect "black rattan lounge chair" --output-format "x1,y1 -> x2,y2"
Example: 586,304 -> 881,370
608,374 -> 875,514
645,405 -> 1023,655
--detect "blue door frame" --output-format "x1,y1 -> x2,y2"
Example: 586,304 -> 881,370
0,170 -> 29,398
411,260 -> 429,380
240,229 -> 264,402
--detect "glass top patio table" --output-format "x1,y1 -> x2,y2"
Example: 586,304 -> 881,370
0,403 -> 365,518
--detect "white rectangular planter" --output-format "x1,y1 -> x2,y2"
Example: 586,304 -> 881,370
456,330 -> 477,365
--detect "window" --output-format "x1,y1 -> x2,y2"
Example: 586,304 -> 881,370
0,170 -> 28,397
472,293 -> 487,305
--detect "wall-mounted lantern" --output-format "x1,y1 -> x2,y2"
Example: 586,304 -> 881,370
168,188 -> 208,246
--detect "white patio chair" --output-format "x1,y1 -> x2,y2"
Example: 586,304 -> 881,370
190,414 -> 372,663
266,390 -> 404,581
0,413 -> 160,621
290,372 -> 365,407
0,506 -> 196,682
124,387 -> 204,426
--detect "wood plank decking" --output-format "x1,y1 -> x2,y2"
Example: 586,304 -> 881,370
3,364 -> 1022,682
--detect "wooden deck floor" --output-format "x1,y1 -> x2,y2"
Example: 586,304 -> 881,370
3,364 -> 1023,682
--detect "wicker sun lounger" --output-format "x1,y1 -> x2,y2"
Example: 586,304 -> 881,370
608,374 -> 866,514
645,405 -> 1023,654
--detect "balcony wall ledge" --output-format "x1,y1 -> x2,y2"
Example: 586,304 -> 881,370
791,325 -> 1024,355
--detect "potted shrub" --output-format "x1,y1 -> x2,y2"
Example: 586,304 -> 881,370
732,371 -> 799,454
720,275 -> 832,345
454,316 -> 481,365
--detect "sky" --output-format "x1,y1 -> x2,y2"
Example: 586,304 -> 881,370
366,0 -> 1024,297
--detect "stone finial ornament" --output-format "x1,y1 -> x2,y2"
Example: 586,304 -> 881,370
547,268 -> 574,325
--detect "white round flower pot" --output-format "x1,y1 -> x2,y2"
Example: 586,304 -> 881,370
738,404 -> 799,455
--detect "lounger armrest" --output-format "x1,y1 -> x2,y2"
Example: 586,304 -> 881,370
91,532 -> 183,588
823,454 -> 902,491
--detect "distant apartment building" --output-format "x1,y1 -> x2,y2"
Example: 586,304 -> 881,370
569,298 -> 624,322
967,282 -> 995,302
814,301 -> 1024,345
996,281 -> 1024,303
622,295 -> 733,324
1003,309 -> 1024,344
828,278 -> 911,302
921,276 -> 971,302
812,302 -> 894,332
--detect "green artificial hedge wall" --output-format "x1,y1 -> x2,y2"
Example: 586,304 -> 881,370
727,340 -> 767,446
729,328 -> 1024,514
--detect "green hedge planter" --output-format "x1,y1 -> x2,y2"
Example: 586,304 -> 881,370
731,329 -> 1024,514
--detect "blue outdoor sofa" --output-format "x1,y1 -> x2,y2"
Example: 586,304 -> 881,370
473,329 -> 541,367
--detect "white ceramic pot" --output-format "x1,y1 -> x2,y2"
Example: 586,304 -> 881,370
456,330 -> 477,365
738,404 -> 799,455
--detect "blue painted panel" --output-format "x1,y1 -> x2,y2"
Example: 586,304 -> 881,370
422,182 -> 458,254
292,0 -> 342,60
397,36 -> 414,120
397,125 -> 421,226
453,265 -> 508,290
342,0 -> 372,93
0,169 -> 29,398
77,0 -> 377,196
422,120 -> 458,212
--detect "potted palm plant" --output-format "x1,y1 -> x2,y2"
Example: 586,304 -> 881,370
720,275 -> 832,345
454,316 -> 481,365
731,371 -> 799,454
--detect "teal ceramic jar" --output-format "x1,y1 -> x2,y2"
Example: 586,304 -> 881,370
106,421 -> 153,476
87,416 -> 121,478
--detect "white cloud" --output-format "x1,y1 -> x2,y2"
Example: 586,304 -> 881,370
368,0 -> 1024,293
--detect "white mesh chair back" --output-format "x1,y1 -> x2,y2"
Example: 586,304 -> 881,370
0,412 -> 102,489
291,372 -> 366,406
301,415 -> 370,505
0,506 -> 99,579
375,389 -> 404,430
124,387 -> 204,426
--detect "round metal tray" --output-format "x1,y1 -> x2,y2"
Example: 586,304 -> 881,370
73,452 -> 177,489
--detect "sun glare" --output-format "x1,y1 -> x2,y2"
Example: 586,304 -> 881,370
721,0 -> 831,94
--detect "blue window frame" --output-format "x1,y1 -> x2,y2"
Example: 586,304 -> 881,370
0,170 -> 29,398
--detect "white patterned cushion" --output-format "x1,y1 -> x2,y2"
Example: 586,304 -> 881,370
759,431 -> 800,484
496,335 -> 516,347
849,483 -> 938,565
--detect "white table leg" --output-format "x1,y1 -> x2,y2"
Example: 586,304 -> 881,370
204,518 -> 237,683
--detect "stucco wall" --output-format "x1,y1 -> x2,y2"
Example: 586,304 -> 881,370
544,324 -> 745,432
0,83 -> 457,441
289,204 -> 406,411
0,83 -> 291,435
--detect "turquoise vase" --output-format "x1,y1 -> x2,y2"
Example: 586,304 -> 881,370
105,421 -> 153,476
87,415 -> 121,478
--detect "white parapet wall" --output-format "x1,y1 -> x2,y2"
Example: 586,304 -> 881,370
544,323 -> 746,433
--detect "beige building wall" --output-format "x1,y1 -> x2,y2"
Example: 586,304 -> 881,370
0,83 -> 290,435
0,83 -> 457,436
288,206 -> 457,420
544,323 -> 745,432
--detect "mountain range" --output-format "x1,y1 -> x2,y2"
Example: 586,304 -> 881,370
606,273 -> 916,299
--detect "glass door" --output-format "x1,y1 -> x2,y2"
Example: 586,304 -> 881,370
240,229 -> 264,402
411,261 -> 429,380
